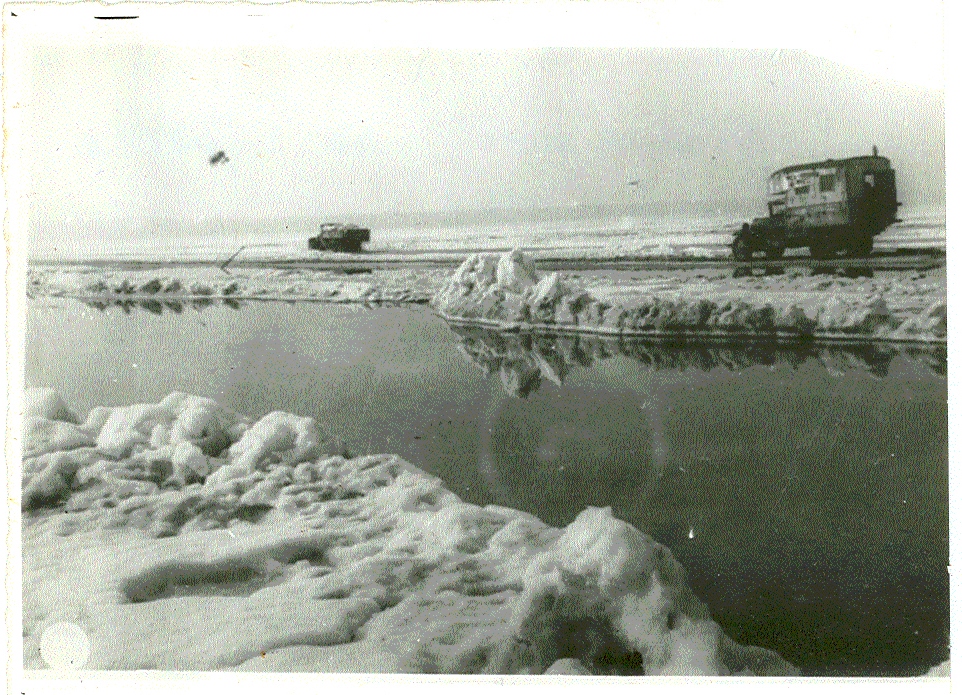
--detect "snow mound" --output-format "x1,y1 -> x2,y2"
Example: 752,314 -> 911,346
25,387 -> 80,423
22,390 -> 798,676
496,249 -> 539,293
433,250 -> 944,343
892,300 -> 947,340
94,392 -> 245,460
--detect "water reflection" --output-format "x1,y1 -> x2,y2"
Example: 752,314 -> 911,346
449,324 -> 945,397
453,321 -> 947,676
24,297 -> 947,675
79,297 -> 243,314
75,295 -> 420,315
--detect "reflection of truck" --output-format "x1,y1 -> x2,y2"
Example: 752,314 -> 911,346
308,223 -> 371,253
732,148 -> 900,260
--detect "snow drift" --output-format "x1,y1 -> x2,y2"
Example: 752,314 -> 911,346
432,250 -> 946,343
22,389 -> 796,676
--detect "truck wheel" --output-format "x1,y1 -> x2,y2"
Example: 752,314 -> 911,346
810,238 -> 835,260
732,236 -> 751,261
766,244 -> 786,260
849,236 -> 873,258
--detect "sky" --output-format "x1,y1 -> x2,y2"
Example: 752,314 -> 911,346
6,1 -> 946,248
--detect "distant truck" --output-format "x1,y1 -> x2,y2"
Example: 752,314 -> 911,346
308,223 -> 371,253
732,148 -> 900,260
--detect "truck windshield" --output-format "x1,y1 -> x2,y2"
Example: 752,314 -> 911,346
768,174 -> 789,195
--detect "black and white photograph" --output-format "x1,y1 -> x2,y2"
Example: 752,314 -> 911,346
4,1 -> 949,688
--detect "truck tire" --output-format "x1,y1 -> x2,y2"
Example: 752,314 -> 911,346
849,235 -> 873,258
732,236 -> 751,261
766,244 -> 786,260
810,237 -> 836,260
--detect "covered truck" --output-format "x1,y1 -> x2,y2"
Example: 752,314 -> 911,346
732,148 -> 900,260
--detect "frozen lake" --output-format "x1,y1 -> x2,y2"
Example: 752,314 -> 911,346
24,297 -> 948,676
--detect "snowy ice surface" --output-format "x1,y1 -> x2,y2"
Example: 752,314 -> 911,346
27,266 -> 441,306
26,205 -> 944,264
22,390 -> 797,676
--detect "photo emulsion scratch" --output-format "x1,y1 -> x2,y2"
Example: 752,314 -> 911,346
6,1 -> 948,687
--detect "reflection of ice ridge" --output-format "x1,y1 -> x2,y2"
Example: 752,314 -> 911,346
78,297 -> 243,315
448,324 -> 945,398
